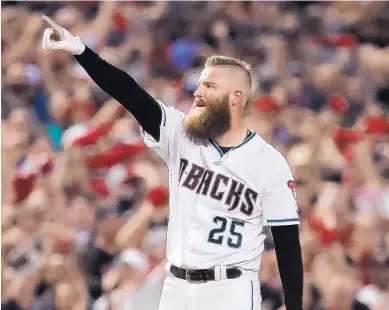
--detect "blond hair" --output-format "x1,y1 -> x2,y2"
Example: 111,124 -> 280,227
205,55 -> 253,90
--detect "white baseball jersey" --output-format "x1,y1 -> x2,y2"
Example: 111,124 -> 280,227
140,101 -> 299,275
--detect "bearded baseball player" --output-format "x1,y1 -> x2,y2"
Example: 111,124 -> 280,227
42,15 -> 303,310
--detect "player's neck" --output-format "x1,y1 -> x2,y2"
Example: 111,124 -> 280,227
213,124 -> 248,147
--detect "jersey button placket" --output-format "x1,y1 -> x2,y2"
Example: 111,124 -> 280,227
187,219 -> 199,255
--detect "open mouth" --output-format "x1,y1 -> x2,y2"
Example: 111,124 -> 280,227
195,100 -> 206,108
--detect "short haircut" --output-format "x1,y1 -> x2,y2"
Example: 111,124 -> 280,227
205,55 -> 253,90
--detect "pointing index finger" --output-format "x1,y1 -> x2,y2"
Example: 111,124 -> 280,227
42,15 -> 63,34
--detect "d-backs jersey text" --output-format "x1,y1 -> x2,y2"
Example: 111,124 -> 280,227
140,101 -> 299,275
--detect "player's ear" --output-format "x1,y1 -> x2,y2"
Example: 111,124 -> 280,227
230,90 -> 242,106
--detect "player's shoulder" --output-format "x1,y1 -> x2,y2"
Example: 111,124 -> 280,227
157,100 -> 186,116
157,100 -> 187,126
250,131 -> 290,166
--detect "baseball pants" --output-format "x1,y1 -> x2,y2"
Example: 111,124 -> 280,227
158,272 -> 261,310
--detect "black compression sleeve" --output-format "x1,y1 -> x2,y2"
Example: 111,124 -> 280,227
74,46 -> 162,141
271,225 -> 303,310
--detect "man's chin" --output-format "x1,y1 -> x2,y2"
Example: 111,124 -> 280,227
184,100 -> 231,145
184,122 -> 211,146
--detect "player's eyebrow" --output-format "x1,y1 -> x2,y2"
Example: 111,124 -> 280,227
197,80 -> 217,87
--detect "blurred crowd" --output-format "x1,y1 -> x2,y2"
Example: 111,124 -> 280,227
1,1 -> 389,310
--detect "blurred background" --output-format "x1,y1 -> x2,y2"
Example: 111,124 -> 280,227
1,1 -> 389,310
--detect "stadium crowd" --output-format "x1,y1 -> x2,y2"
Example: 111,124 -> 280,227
1,1 -> 389,310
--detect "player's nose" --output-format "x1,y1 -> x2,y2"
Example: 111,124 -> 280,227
193,86 -> 203,98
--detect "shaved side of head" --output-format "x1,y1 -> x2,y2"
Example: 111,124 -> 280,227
205,55 -> 253,103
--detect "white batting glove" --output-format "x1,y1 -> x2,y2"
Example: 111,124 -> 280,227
41,15 -> 85,55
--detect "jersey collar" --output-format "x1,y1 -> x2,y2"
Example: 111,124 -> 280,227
209,129 -> 256,157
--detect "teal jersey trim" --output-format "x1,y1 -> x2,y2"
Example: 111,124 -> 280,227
159,102 -> 167,126
267,218 -> 299,223
250,281 -> 253,310
209,139 -> 224,156
209,130 -> 256,157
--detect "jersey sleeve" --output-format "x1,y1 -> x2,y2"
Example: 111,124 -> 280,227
140,100 -> 185,164
262,154 -> 300,227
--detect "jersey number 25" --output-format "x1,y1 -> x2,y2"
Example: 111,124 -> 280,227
208,216 -> 245,249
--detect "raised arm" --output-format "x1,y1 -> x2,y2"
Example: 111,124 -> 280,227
73,47 -> 162,140
41,15 -> 162,141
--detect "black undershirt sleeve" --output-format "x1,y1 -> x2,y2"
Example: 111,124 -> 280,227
74,46 -> 162,141
271,225 -> 303,310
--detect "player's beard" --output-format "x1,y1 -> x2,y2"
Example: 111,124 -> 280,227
184,94 -> 231,145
